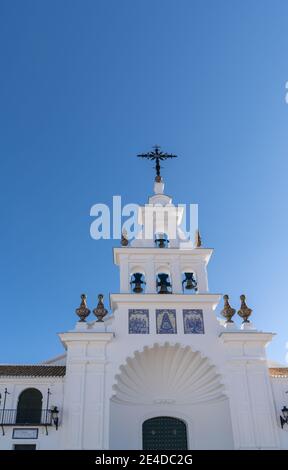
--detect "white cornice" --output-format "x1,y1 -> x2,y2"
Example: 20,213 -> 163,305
113,247 -> 213,265
58,332 -> 114,348
219,332 -> 275,344
110,293 -> 221,311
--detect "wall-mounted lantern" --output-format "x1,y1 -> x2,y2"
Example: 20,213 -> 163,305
280,406 -> 288,429
50,406 -> 59,430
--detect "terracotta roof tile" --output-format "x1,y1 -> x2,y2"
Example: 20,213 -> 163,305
0,365 -> 66,377
269,367 -> 288,378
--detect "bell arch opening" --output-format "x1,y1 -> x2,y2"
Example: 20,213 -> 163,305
181,271 -> 198,293
130,271 -> 146,294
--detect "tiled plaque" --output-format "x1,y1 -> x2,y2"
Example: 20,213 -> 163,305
129,309 -> 149,334
156,309 -> 177,334
183,309 -> 205,334
12,428 -> 38,439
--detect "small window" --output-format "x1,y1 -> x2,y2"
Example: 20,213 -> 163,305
14,444 -> 36,450
16,388 -> 43,425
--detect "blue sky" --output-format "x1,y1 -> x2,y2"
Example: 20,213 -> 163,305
0,0 -> 288,364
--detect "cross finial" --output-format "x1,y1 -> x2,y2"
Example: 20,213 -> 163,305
137,145 -> 177,181
152,144 -> 161,153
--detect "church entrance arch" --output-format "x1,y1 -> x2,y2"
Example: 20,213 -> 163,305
109,343 -> 234,449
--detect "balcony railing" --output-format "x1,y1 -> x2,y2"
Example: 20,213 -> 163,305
0,409 -> 53,426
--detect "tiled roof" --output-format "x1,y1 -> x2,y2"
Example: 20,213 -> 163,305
0,365 -> 286,378
0,365 -> 66,377
269,368 -> 288,378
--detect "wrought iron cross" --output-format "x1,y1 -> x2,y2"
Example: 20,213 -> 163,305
137,145 -> 177,180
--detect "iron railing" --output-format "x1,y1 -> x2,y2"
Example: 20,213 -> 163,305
0,409 -> 53,426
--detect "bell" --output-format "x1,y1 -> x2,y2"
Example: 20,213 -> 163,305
157,273 -> 172,294
182,272 -> 198,292
155,233 -> 169,248
130,273 -> 145,293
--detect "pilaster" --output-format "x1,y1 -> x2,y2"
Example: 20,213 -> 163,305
59,331 -> 113,449
220,332 -> 280,449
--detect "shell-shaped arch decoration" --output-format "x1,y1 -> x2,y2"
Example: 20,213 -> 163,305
111,343 -> 226,405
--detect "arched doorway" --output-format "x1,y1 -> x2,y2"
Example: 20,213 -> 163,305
16,388 -> 43,424
110,344 -> 234,449
143,416 -> 187,450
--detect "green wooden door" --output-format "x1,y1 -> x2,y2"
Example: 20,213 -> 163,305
143,416 -> 188,450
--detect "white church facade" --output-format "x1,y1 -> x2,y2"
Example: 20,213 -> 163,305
1,150 -> 288,450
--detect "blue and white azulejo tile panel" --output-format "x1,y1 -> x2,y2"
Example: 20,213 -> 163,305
183,309 -> 205,334
156,309 -> 177,334
129,309 -> 149,334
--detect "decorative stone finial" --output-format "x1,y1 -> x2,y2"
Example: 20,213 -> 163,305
195,229 -> 202,248
121,229 -> 129,246
154,178 -> 165,194
75,294 -> 90,322
237,294 -> 252,323
221,295 -> 236,323
93,294 -> 108,322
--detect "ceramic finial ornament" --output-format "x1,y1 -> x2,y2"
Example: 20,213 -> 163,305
195,229 -> 202,248
93,294 -> 108,322
75,294 -> 90,322
221,295 -> 236,323
237,294 -> 252,323
121,228 -> 129,246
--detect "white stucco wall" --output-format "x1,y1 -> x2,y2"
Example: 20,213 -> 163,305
0,377 -> 64,450
270,376 -> 288,449
110,399 -> 234,450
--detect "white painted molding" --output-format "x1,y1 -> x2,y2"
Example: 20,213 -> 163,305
219,332 -> 275,344
113,247 -> 214,265
58,332 -> 114,348
110,293 -> 221,311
